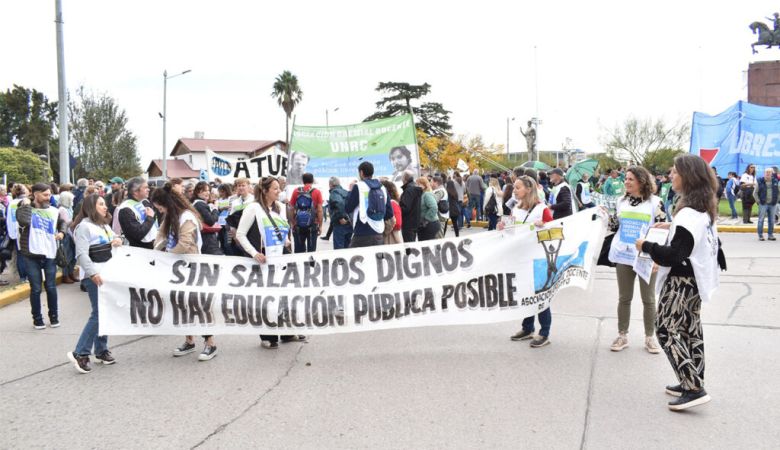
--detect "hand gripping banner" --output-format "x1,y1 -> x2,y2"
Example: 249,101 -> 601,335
99,210 -> 606,336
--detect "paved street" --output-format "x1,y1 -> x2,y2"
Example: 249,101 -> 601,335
1,228 -> 778,449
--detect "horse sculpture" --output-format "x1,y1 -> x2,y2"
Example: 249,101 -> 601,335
750,21 -> 779,54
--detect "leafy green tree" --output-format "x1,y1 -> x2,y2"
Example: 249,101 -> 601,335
365,82 -> 452,136
271,71 -> 303,144
0,85 -> 58,156
0,147 -> 48,185
68,86 -> 142,180
643,148 -> 684,174
601,117 -> 689,167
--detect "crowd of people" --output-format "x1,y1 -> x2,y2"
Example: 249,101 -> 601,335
0,154 -> 731,410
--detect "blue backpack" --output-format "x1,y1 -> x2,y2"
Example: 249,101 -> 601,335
366,183 -> 387,221
295,187 -> 314,228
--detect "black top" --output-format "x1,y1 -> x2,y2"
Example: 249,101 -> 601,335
193,200 -> 219,228
549,185 -> 573,220
399,181 -> 423,231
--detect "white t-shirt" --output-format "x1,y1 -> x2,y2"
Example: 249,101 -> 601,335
740,173 -> 755,185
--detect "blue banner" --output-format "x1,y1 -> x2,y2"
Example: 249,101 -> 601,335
690,101 -> 780,177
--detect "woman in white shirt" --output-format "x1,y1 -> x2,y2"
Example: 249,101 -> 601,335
739,164 -> 757,224
236,177 -> 304,349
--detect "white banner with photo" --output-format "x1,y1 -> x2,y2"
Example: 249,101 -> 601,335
204,147 -> 288,183
98,210 -> 606,336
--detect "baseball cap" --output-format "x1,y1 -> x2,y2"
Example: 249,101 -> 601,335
550,168 -> 564,177
109,177 -> 125,184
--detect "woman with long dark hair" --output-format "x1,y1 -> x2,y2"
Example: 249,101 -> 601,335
235,177 -> 304,349
636,154 -> 725,411
66,194 -> 123,373
445,180 -> 461,237
150,185 -> 218,361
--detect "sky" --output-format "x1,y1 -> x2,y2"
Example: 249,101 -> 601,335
2,0 -> 779,171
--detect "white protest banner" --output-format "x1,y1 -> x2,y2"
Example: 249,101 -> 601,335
205,146 -> 288,183
99,210 -> 606,336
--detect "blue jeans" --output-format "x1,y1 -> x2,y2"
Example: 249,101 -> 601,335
332,224 -> 352,249
294,226 -> 318,253
727,194 -> 738,219
522,307 -> 552,337
468,195 -> 481,221
23,256 -> 58,323
75,277 -> 108,357
461,204 -> 472,226
487,213 -> 499,230
758,204 -> 777,237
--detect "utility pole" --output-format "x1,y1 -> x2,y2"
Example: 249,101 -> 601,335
55,0 -> 70,183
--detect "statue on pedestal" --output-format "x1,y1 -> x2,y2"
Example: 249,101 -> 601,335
750,13 -> 780,54
519,120 -> 537,161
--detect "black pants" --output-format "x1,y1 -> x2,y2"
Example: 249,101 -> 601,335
401,228 -> 417,243
449,214 -> 460,237
742,198 -> 755,223
418,221 -> 440,241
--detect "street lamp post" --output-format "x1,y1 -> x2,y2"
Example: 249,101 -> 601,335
506,117 -> 515,154
162,69 -> 191,180
326,107 -> 339,126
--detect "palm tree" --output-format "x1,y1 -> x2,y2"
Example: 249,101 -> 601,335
271,71 -> 303,144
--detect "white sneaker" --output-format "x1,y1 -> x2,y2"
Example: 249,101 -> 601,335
645,336 -> 661,354
610,333 -> 629,351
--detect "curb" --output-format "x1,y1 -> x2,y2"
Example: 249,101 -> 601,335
0,273 -> 65,309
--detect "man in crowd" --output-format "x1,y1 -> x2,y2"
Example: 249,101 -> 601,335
105,177 -> 124,215
548,168 -> 574,220
399,170 -> 422,243
345,162 -> 393,248
72,178 -> 88,214
754,167 -> 779,241
117,177 -> 158,249
288,172 -> 323,253
603,169 -> 625,196
466,169 -> 485,221
16,183 -> 66,329
327,176 -> 352,249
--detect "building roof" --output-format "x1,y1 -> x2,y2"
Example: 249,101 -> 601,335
170,138 -> 286,157
145,159 -> 201,179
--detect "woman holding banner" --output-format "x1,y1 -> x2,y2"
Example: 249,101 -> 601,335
500,176 -> 554,348
67,194 -> 123,374
636,154 -> 724,411
607,166 -> 665,354
150,185 -> 218,362
236,177 -> 305,349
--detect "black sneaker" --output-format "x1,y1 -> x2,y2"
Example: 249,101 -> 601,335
769,236 -> 777,241
67,352 -> 92,374
33,320 -> 46,330
49,318 -> 60,328
665,384 -> 683,397
173,341 -> 196,356
510,329 -> 534,341
96,351 -> 116,365
668,389 -> 711,411
281,335 -> 307,343
198,345 -> 218,361
261,340 -> 279,349
530,336 -> 550,348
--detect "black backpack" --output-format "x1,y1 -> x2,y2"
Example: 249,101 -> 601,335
437,196 -> 449,215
